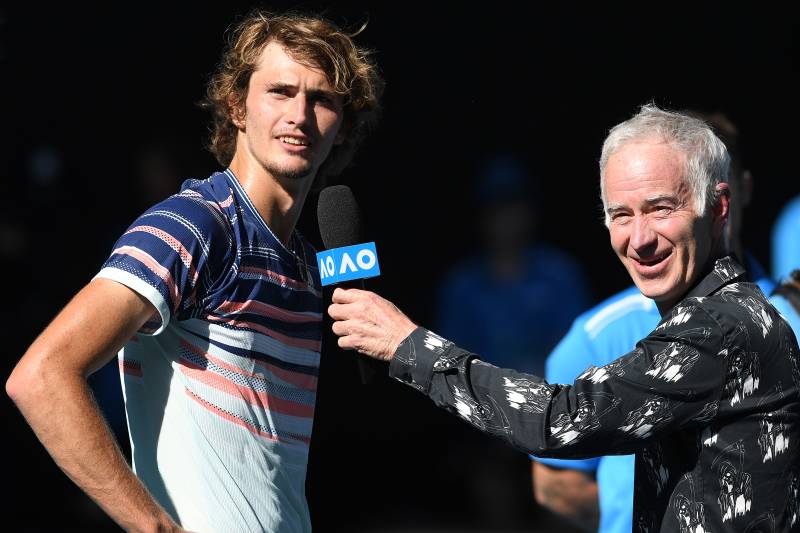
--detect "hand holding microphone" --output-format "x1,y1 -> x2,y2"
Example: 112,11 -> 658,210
329,287 -> 417,362
317,185 -> 412,379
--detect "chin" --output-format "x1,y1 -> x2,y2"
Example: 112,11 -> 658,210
631,277 -> 668,301
644,284 -> 686,311
268,162 -> 315,181
636,286 -> 661,301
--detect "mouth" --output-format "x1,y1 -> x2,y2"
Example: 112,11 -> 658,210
278,135 -> 310,146
277,135 -> 312,151
630,250 -> 672,276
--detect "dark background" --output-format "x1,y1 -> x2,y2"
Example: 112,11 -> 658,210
1,2 -> 795,531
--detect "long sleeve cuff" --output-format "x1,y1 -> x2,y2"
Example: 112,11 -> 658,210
389,327 -> 469,393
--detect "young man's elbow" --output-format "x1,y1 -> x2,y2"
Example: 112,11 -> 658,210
7,362 -> 32,404
6,354 -> 52,407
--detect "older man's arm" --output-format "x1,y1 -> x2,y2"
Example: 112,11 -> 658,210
6,279 -> 187,533
330,288 -> 727,458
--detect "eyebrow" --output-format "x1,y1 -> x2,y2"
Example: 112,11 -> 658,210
266,81 -> 295,91
643,194 -> 680,205
266,82 -> 338,100
605,204 -> 628,216
605,195 -> 680,216
307,87 -> 339,100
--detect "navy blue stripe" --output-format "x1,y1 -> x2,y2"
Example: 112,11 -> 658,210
202,334 -> 320,377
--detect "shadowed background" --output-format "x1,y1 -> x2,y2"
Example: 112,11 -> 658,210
1,2 -> 795,531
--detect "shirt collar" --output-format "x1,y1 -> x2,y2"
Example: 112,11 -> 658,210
684,255 -> 747,299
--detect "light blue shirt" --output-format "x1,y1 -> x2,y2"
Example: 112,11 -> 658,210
771,194 -> 800,282
771,293 -> 800,336
534,285 -> 656,533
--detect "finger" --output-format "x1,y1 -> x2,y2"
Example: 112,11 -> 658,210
331,319 -> 353,337
337,335 -> 356,350
332,287 -> 370,304
328,302 -> 359,321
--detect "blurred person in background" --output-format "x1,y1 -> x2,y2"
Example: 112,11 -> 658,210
437,153 -> 590,377
772,270 -> 800,333
772,194 -> 800,283
435,153 -> 590,527
6,9 -> 382,532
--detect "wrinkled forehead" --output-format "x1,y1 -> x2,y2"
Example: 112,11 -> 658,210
604,141 -> 691,203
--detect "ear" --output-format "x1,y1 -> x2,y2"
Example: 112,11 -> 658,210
712,182 -> 730,238
229,96 -> 246,130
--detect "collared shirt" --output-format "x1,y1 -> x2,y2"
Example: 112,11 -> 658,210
531,254 -> 777,533
390,256 -> 800,532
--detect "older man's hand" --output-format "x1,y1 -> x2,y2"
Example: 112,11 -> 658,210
328,288 -> 417,361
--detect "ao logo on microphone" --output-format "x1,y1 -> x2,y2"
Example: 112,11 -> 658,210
316,242 -> 381,286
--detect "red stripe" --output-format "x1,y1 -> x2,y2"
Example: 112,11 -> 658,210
114,246 -> 180,309
205,315 -> 322,352
179,359 -> 315,419
216,299 -> 321,324
240,266 -> 319,296
185,389 -> 281,442
125,225 -> 198,285
180,339 -> 318,391
119,360 -> 143,377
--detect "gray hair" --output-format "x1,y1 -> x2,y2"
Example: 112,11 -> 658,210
599,104 -> 730,225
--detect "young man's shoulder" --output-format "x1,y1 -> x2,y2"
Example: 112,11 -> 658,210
143,172 -> 235,235
165,171 -> 232,208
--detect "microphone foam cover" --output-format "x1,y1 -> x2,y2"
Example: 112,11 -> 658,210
317,185 -> 364,249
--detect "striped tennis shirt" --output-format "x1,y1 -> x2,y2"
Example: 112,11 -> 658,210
96,169 -> 322,532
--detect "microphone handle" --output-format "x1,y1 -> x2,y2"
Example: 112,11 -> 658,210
340,278 -> 384,384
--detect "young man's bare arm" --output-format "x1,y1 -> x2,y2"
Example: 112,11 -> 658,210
6,278 -> 187,533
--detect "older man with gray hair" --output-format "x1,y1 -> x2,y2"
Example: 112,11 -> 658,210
328,104 -> 800,532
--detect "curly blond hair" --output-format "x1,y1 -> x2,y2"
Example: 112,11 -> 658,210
202,10 -> 384,188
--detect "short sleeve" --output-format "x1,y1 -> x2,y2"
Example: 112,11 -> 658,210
95,190 -> 231,335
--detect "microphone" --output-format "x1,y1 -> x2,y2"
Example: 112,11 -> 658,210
317,185 -> 383,383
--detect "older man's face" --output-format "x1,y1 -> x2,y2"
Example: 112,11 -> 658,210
604,140 -> 722,312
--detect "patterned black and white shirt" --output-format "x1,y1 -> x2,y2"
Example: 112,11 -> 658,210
389,256 -> 800,532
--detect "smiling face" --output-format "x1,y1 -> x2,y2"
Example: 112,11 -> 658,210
604,140 -> 728,312
232,41 -> 344,184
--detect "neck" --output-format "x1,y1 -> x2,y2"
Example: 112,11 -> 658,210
655,249 -> 724,316
228,155 -> 315,246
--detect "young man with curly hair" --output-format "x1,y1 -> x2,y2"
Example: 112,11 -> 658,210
7,10 -> 382,532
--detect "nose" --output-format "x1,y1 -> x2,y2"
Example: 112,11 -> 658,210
629,215 -> 658,256
287,95 -> 311,126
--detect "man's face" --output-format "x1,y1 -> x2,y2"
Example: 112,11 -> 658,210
604,140 -> 724,311
234,41 -> 344,182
